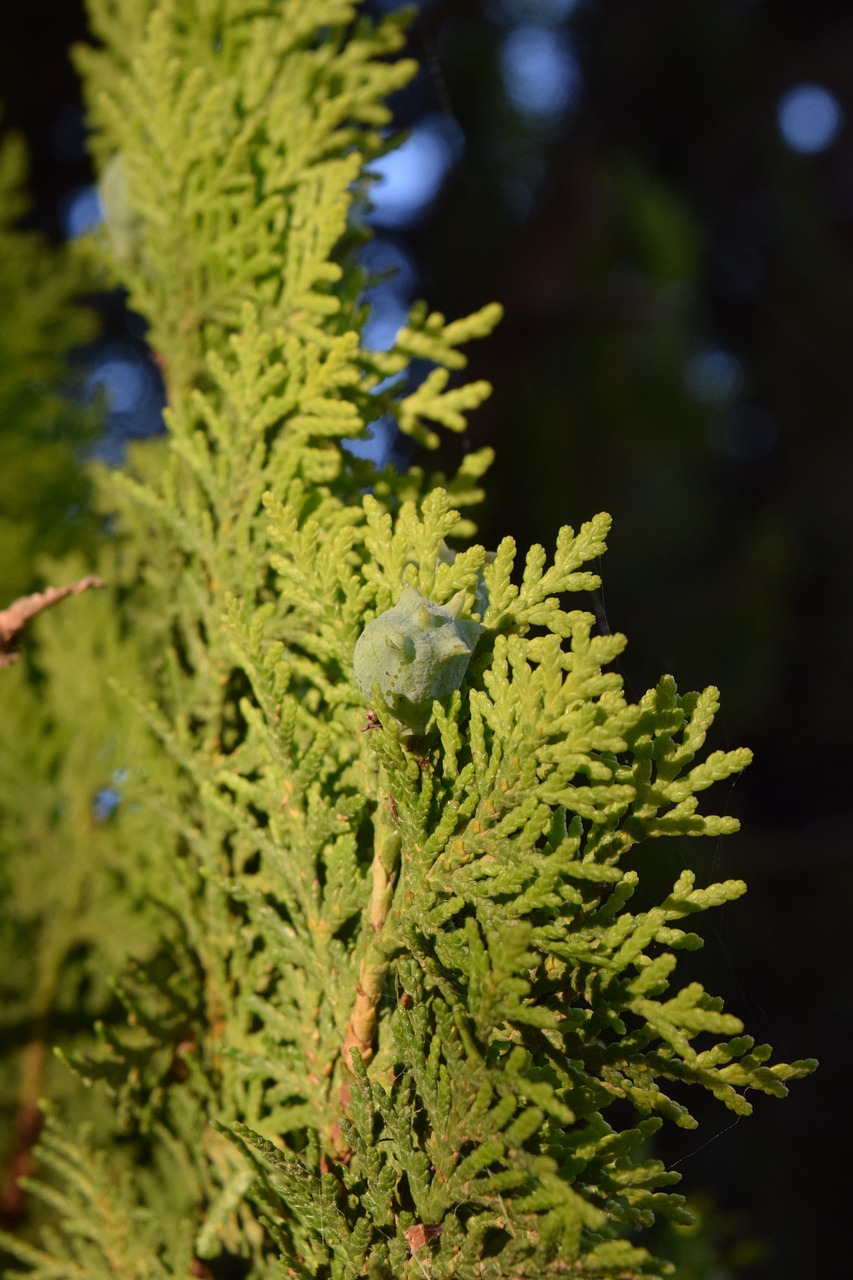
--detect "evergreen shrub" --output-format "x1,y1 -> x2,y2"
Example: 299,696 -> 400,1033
0,3 -> 815,1277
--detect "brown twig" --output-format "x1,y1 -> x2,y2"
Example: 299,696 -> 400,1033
0,577 -> 105,669
331,784 -> 401,1157
339,792 -> 401,1074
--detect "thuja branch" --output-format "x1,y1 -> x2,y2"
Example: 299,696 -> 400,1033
0,5 -> 817,1278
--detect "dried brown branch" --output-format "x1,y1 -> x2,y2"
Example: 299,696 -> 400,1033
0,576 -> 105,669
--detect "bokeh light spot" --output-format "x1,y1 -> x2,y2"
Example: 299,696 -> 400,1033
92,770 -> 128,822
59,184 -> 104,239
86,357 -> 145,414
684,347 -> 745,405
363,293 -> 410,351
85,340 -> 167,464
359,239 -> 417,298
359,239 -> 417,350
777,83 -> 843,154
93,787 -> 122,821
368,116 -> 463,227
500,24 -> 582,123
342,416 -> 398,466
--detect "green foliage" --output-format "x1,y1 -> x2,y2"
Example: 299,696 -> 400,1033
0,121 -> 98,602
0,116 -> 151,1226
0,2 -> 815,1278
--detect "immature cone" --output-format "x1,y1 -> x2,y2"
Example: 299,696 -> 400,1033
353,584 -> 481,734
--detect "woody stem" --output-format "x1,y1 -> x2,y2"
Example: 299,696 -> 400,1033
340,777 -> 401,1073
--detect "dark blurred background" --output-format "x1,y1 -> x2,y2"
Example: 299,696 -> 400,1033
1,0 -> 850,1274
